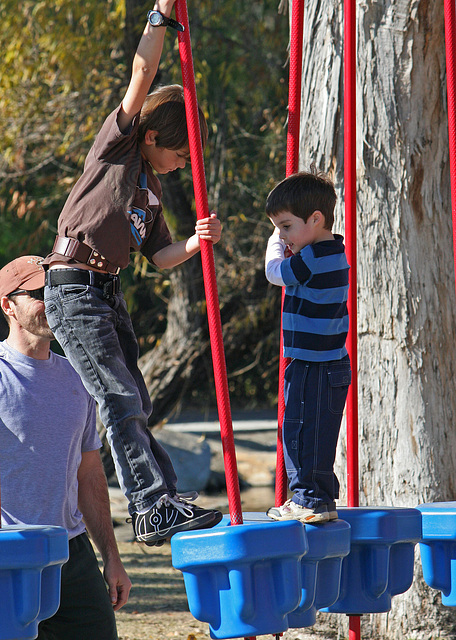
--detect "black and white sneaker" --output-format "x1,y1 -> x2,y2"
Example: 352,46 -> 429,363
132,494 -> 222,546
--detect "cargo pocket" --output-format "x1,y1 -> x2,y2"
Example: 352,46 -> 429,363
328,366 -> 351,415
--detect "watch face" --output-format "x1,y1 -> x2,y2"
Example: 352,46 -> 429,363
149,11 -> 164,26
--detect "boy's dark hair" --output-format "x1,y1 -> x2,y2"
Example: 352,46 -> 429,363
265,165 -> 337,230
138,84 -> 208,152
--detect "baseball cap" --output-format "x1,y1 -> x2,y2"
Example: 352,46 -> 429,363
0,256 -> 46,299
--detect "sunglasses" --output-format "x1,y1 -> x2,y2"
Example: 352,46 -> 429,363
8,287 -> 45,301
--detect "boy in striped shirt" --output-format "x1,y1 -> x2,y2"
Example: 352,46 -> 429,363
265,167 -> 351,523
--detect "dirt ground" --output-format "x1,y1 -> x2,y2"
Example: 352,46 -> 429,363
114,539 -> 208,640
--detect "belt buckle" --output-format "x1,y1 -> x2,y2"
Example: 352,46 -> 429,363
102,276 -> 120,299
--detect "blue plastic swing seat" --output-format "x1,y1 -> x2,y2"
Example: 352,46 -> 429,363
172,513 -> 307,639
323,507 -> 422,615
287,516 -> 351,629
0,525 -> 69,640
171,512 -> 351,639
417,501 -> 456,606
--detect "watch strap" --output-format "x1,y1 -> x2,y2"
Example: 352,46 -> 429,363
147,10 -> 184,32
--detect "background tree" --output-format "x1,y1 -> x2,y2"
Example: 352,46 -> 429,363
296,0 -> 456,637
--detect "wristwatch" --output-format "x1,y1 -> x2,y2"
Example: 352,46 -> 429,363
147,10 -> 184,32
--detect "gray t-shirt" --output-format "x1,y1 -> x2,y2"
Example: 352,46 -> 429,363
0,341 -> 101,539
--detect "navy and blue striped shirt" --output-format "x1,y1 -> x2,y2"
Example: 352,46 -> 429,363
280,234 -> 350,361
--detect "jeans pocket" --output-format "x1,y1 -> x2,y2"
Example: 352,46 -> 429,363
61,284 -> 89,300
44,301 -> 61,333
327,366 -> 351,414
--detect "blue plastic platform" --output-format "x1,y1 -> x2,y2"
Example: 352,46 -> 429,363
171,513 -> 308,639
324,507 -> 422,614
417,501 -> 456,606
287,517 -> 351,628
0,525 -> 69,640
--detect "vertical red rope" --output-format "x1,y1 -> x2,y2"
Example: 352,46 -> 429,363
344,0 -> 360,637
275,297 -> 289,506
275,0 -> 305,508
286,0 -> 305,176
175,0 -> 243,526
444,0 -> 456,299
344,0 -> 359,511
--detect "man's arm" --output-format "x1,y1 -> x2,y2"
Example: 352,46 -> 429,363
152,212 -> 222,269
119,0 -> 176,132
77,450 -> 132,611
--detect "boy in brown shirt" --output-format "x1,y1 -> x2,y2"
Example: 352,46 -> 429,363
44,0 -> 222,545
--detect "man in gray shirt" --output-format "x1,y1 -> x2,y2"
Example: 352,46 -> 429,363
0,255 -> 131,639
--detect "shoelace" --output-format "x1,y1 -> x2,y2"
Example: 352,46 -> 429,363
127,491 -> 200,524
155,493 -> 194,518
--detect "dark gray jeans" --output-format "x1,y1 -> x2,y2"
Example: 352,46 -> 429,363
45,282 -> 177,513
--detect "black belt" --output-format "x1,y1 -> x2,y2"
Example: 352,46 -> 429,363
45,269 -> 121,297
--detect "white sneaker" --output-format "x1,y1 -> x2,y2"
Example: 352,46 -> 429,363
267,499 -> 330,523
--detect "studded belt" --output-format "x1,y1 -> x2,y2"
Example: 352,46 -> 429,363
51,236 -> 120,275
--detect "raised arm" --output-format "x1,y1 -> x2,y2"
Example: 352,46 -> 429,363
77,450 -> 132,611
118,0 -> 176,132
265,226 -> 286,286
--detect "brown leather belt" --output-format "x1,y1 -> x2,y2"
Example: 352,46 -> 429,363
52,236 -> 120,275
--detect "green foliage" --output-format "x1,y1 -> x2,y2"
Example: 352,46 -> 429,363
0,0 -> 125,261
0,0 -> 289,409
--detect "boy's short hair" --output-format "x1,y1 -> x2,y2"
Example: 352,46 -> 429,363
266,165 -> 337,230
138,84 -> 208,152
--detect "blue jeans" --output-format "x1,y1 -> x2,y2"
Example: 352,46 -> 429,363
282,356 -> 351,508
44,283 -> 177,514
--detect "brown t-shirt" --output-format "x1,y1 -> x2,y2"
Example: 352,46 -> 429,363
44,105 -> 172,270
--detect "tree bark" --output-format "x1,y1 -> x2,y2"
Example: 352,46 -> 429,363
296,0 -> 456,637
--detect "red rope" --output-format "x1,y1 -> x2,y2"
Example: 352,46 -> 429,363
286,0 -> 304,176
344,0 -> 359,512
275,301 -> 289,506
274,0 -> 305,507
344,1 -> 360,639
175,0 -> 243,525
444,0 -> 456,300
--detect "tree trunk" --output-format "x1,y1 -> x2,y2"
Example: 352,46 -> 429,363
296,0 -> 456,637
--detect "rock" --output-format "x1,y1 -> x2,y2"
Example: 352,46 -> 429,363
155,430 -> 212,493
